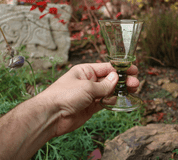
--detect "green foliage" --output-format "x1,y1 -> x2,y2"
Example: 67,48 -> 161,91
0,65 -> 29,114
0,100 -> 21,115
141,8 -> 178,68
32,108 -> 144,160
148,89 -> 171,99
172,148 -> 178,154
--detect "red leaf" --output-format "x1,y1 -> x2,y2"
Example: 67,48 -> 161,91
49,7 -> 58,15
58,19 -> 67,25
36,1 -> 47,6
157,112 -> 165,121
87,148 -> 102,160
147,71 -> 159,76
147,67 -> 161,75
44,0 -> 51,2
96,25 -> 100,33
116,12 -> 122,18
83,37 -> 88,40
36,1 -> 47,12
95,0 -> 103,3
166,101 -> 173,107
100,50 -> 106,54
79,5 -> 83,8
39,13 -> 47,19
30,5 -> 37,11
96,5 -> 102,10
91,6 -> 96,10
97,34 -> 100,38
83,6 -> 87,11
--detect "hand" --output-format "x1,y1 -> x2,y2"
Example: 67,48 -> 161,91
0,62 -> 139,160
42,62 -> 139,137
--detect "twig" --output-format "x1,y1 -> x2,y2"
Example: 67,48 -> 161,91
143,55 -> 165,66
0,27 -> 10,48
83,0 -> 98,50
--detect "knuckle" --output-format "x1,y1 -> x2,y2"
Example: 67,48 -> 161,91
101,81 -> 111,96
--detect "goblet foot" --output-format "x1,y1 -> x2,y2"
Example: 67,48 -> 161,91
100,94 -> 143,112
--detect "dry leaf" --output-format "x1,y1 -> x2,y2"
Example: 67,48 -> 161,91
153,98 -> 163,105
162,82 -> 178,93
135,79 -> 146,94
172,91 -> 178,98
157,78 -> 170,86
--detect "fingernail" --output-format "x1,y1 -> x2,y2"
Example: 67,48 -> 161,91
107,72 -> 115,82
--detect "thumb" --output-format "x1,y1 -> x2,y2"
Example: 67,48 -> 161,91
92,72 -> 119,98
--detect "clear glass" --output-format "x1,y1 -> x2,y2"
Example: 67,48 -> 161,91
99,19 -> 144,112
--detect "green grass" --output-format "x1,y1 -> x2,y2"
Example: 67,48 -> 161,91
31,108 -> 143,160
148,89 -> 172,99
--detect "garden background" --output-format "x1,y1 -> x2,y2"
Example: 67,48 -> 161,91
0,0 -> 178,159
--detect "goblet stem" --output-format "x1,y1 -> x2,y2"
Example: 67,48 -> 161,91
114,71 -> 128,97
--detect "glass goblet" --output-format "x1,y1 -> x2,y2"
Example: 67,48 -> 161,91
98,19 -> 144,112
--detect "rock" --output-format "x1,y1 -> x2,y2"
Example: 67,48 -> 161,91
0,3 -> 72,70
162,83 -> 178,93
102,124 -> 178,160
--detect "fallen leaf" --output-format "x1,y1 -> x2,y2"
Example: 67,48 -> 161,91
153,98 -> 163,105
157,112 -> 165,121
166,101 -> 173,107
157,78 -> 170,86
172,91 -> 178,98
155,106 -> 163,112
172,117 -> 177,122
146,67 -> 161,76
135,79 -> 146,94
162,82 -> 178,93
87,148 -> 102,160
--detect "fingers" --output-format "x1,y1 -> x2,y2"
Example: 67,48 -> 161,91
126,65 -> 138,75
90,72 -> 119,98
126,76 -> 139,88
98,75 -> 139,88
88,62 -> 116,77
72,63 -> 116,80
72,63 -> 138,81
97,75 -> 139,93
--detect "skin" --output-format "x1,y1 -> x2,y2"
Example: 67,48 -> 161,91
0,62 -> 139,160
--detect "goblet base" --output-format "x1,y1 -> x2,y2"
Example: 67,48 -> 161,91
100,93 -> 143,112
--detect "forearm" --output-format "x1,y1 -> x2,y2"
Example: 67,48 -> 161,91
0,93 -> 56,160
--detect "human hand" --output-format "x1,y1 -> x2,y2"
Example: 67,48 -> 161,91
41,62 -> 139,137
